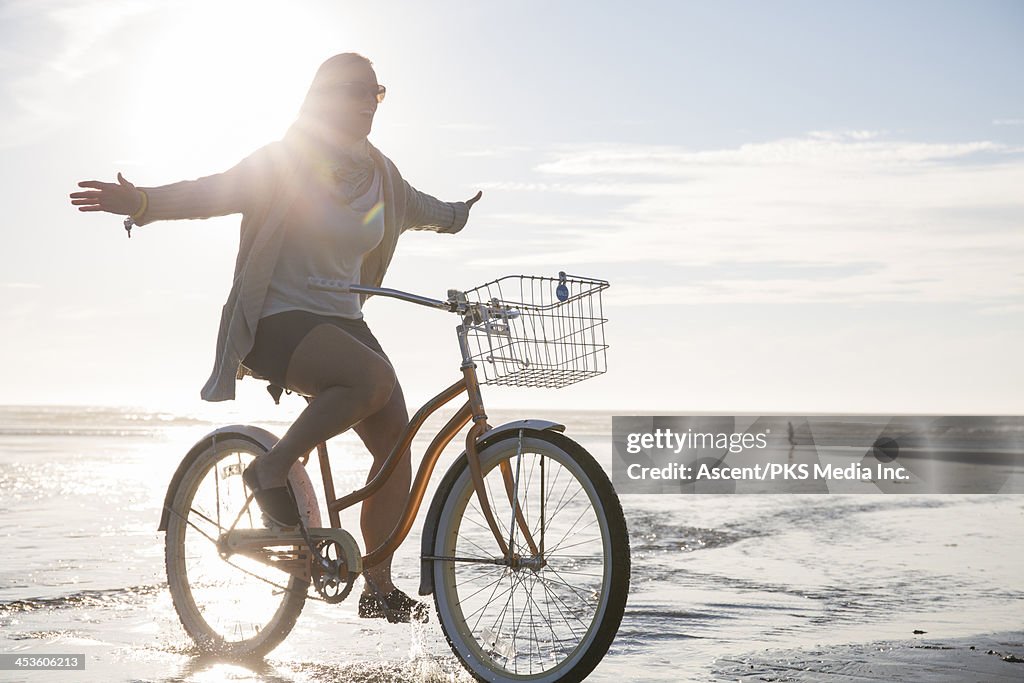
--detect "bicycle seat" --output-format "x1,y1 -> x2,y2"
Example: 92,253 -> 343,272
239,363 -> 298,405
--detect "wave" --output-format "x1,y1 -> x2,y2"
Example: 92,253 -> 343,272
0,584 -> 165,614
0,405 -> 215,437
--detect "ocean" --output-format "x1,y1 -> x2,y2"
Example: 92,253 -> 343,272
0,405 -> 1022,682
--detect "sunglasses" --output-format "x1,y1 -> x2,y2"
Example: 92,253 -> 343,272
318,82 -> 387,103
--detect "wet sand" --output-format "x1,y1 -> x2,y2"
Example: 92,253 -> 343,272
714,631 -> 1024,682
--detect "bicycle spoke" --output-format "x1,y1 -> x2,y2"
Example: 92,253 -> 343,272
507,574 -> 533,673
540,574 -> 562,661
505,437 -> 524,552
543,464 -> 567,524
543,566 -> 603,578
546,482 -> 585,531
470,565 -> 511,633
475,573 -> 516,634
457,531 -> 500,559
489,571 -> 525,658
454,567 -> 511,605
233,450 -> 257,530
546,534 -> 602,558
185,505 -> 225,535
523,452 -> 538,534
540,454 -> 546,556
216,461 -> 223,531
541,581 -> 591,636
521,573 -> 571,666
462,580 -> 513,626
461,505 -> 494,534
544,507 -> 599,556
457,569 -> 508,586
536,574 -> 584,640
536,567 -> 597,609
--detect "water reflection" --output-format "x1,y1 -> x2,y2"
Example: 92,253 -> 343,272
170,654 -> 294,683
169,652 -> 472,683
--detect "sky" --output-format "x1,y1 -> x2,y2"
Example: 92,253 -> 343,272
1,0 -> 1022,419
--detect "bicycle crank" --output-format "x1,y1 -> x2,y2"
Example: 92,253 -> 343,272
222,526 -> 362,603
309,537 -> 353,603
298,526 -> 361,603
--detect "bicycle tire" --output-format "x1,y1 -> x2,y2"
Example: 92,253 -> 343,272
431,429 -> 630,683
164,436 -> 312,657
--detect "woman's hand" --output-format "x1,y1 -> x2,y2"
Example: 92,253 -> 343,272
70,172 -> 145,216
465,190 -> 482,211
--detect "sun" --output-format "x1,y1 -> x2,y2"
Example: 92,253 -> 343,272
124,1 -> 335,174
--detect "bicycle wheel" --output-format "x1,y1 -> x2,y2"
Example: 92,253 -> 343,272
432,429 -> 630,683
164,436 -> 313,657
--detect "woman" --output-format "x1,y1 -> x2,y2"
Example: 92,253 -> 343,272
69,53 -> 482,623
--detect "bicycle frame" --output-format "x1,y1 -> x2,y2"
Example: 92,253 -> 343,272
318,323 -> 538,570
226,319 -> 542,581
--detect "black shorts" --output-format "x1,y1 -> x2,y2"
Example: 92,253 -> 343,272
242,309 -> 389,387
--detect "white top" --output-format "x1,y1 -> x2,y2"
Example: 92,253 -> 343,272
137,139 -> 470,401
261,169 -> 386,319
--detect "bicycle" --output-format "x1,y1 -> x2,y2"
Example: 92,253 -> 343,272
158,272 -> 630,683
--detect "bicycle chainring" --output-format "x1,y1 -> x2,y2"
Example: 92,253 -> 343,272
311,538 -> 356,603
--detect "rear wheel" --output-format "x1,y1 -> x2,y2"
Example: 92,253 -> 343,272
164,437 -> 315,657
432,430 -> 630,683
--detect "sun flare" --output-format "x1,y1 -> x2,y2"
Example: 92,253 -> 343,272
126,1 -> 335,172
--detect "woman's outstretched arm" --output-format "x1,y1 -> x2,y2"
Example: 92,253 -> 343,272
70,144 -> 280,227
401,182 -> 482,234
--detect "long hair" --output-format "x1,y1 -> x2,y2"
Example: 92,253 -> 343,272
283,53 -> 377,198
287,53 -> 374,146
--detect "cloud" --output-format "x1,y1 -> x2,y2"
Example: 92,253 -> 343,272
0,0 -> 161,148
978,303 -> 1024,315
457,145 -> 533,158
533,137 -> 1007,176
476,133 -> 1024,306
808,129 -> 885,141
437,122 -> 497,132
46,1 -> 152,78
0,0 -> 154,148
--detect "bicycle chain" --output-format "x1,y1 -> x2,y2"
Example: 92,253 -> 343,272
164,504 -> 336,604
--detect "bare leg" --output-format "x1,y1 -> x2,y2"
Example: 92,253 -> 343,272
351,380 -> 412,596
245,322 -> 417,604
247,324 -> 396,488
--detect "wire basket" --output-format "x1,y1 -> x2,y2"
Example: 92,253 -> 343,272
462,273 -> 609,388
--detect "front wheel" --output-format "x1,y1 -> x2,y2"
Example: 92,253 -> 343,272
432,430 -> 630,683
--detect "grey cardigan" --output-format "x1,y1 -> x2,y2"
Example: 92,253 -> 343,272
138,139 -> 469,401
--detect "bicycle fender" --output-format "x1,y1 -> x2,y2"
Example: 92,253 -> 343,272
475,419 -> 565,443
418,419 -> 565,596
157,424 -> 279,531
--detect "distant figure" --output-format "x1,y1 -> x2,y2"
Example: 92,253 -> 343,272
787,421 -> 796,446
70,53 -> 482,622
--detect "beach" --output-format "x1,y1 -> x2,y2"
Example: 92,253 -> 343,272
1,406 -> 1022,682
715,632 -> 1024,682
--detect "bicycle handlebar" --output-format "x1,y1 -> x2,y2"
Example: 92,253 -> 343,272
306,276 -> 523,326
308,277 -> 451,311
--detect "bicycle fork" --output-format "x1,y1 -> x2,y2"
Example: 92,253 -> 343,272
465,426 -> 543,568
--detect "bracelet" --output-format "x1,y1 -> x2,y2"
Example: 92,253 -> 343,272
130,189 -> 149,221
